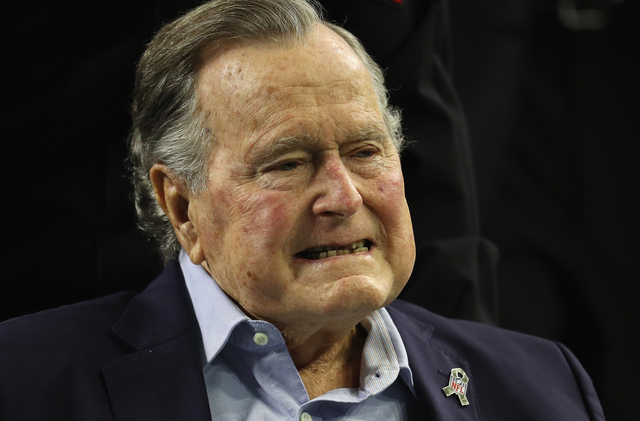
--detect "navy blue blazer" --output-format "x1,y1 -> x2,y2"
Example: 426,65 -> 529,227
0,261 -> 604,420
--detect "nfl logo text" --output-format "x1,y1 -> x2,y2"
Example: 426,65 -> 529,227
442,368 -> 470,406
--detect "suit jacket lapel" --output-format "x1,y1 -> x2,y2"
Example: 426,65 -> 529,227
103,261 -> 211,421
387,305 -> 481,421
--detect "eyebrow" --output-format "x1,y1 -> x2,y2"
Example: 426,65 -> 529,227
249,134 -> 316,169
344,125 -> 388,145
249,124 -> 389,169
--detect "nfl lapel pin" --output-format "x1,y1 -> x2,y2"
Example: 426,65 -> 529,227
442,368 -> 470,406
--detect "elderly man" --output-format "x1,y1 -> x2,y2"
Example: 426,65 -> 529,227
0,0 -> 604,420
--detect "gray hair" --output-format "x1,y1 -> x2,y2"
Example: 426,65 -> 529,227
129,0 -> 404,262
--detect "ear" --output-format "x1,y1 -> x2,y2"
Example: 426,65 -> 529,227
149,164 -> 205,265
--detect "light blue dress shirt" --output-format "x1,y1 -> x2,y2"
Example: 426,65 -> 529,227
180,250 -> 419,421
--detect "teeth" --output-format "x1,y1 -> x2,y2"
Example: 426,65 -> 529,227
300,240 -> 369,260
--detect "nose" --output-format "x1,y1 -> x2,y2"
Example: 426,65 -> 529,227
311,155 -> 363,217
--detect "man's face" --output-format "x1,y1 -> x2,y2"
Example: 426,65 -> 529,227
187,25 -> 415,329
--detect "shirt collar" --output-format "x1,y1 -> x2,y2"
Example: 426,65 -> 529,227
180,249 -> 415,394
179,250 -> 249,363
360,308 -> 416,396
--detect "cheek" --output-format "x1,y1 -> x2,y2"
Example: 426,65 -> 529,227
200,190 -> 297,302
197,180 -> 297,255
375,169 -> 408,216
374,170 -> 415,264
222,190 -> 298,279
234,193 -> 299,304
234,191 -> 292,242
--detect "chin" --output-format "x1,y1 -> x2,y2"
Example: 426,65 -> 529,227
316,274 -> 398,318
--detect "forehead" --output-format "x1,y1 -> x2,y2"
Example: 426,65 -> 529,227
198,24 -> 370,96
195,25 -> 383,152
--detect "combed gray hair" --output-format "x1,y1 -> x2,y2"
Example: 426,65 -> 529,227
129,0 -> 404,262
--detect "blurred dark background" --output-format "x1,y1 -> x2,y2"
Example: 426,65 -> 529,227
3,0 -> 638,419
450,1 -> 639,419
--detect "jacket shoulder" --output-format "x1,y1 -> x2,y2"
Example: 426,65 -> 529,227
0,291 -> 136,342
388,298 -> 545,346
387,299 -> 605,420
0,292 -> 140,420
0,292 -> 137,382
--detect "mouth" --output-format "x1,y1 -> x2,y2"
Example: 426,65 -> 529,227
295,239 -> 372,260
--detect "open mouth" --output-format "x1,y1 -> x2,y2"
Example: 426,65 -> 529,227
296,240 -> 372,260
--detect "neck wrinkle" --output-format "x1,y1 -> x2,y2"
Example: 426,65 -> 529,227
294,325 -> 366,400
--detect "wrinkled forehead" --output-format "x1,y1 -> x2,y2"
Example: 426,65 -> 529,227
197,25 -> 374,107
195,24 -> 381,146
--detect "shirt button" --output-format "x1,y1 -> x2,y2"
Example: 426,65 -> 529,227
253,332 -> 269,346
300,412 -> 313,421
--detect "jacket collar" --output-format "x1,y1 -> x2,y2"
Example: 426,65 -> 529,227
103,260 -> 211,421
387,302 -> 480,421
110,260 -> 201,350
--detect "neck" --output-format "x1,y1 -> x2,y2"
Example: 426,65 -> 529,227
286,324 -> 367,399
224,287 -> 370,399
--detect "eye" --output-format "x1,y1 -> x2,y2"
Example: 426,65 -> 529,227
277,161 -> 299,171
356,150 -> 373,158
354,148 -> 378,159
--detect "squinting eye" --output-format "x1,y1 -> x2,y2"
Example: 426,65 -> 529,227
279,161 -> 299,171
355,150 -> 375,158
